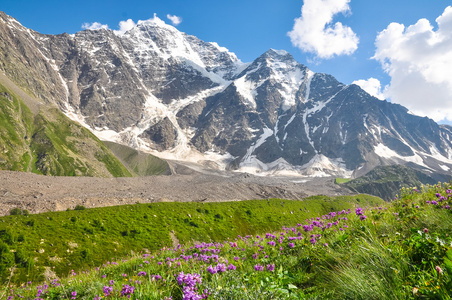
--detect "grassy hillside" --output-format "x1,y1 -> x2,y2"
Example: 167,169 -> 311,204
0,83 -> 131,177
343,165 -> 439,200
0,195 -> 382,284
104,141 -> 171,176
0,85 -> 35,171
2,185 -> 451,299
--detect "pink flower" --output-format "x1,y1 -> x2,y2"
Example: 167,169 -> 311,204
436,266 -> 443,274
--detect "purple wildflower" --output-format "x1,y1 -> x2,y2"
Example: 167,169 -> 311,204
120,285 -> 135,298
254,264 -> 264,271
355,207 -> 364,216
103,286 -> 113,297
202,289 -> 211,299
207,265 -> 217,274
216,263 -> 226,273
177,272 -> 203,300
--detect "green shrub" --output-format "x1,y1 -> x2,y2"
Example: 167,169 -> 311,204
9,208 -> 22,215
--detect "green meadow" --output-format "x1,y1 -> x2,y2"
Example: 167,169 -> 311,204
1,183 -> 452,299
0,195 -> 381,284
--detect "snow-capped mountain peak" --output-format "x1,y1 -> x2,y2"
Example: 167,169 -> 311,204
1,10 -> 452,178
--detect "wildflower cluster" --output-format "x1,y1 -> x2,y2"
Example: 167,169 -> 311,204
177,272 -> 209,300
355,207 -> 367,220
425,189 -> 452,210
120,284 -> 135,298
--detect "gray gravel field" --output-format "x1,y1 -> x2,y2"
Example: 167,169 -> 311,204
0,164 -> 352,216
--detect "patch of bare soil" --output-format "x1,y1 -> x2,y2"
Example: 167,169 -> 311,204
0,168 -> 353,216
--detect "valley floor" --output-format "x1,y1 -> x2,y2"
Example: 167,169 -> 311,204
0,168 -> 352,216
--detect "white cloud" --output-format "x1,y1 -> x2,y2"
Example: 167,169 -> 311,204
373,6 -> 452,122
114,19 -> 136,35
287,0 -> 359,59
352,78 -> 385,100
167,14 -> 182,26
82,14 -> 173,36
82,22 -> 109,30
138,13 -> 167,27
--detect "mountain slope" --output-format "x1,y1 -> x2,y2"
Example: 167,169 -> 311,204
103,141 -> 171,176
1,11 -> 452,177
0,81 -> 132,177
342,165 -> 442,200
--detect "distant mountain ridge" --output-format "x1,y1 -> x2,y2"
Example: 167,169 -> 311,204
343,165 -> 446,200
1,11 -> 452,177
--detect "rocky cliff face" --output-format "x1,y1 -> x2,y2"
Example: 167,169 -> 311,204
1,11 -> 452,177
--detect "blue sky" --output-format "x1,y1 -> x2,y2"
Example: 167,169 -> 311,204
3,0 -> 452,124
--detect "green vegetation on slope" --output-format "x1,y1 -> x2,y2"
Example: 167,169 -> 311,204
0,86 -> 34,172
335,177 -> 351,184
0,195 -> 382,284
0,83 -> 131,177
104,141 -> 171,176
344,165 -> 440,200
